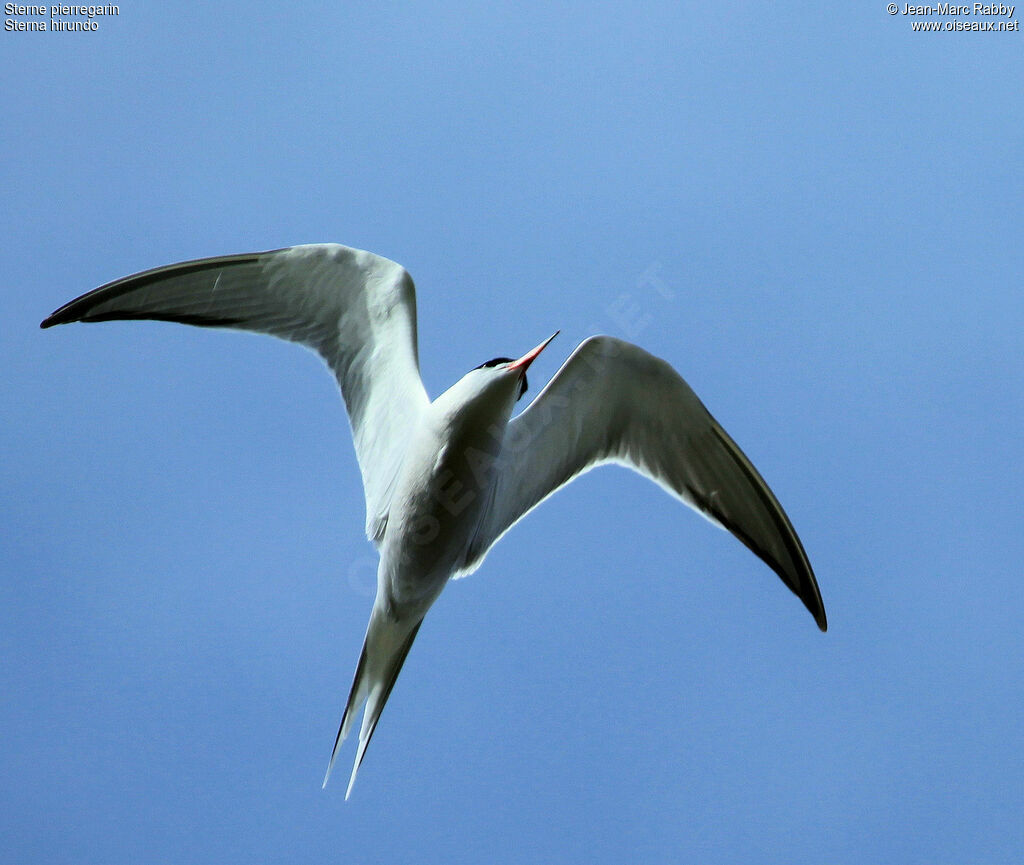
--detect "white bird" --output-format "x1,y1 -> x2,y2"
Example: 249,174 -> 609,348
42,243 -> 826,798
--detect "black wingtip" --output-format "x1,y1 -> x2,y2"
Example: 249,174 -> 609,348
802,584 -> 827,632
702,424 -> 828,636
802,582 -> 827,632
41,299 -> 85,329
39,252 -> 266,334
802,577 -> 827,630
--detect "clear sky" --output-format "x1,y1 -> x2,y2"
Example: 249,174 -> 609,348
2,2 -> 1022,863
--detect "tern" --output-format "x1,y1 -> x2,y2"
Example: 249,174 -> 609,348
42,243 -> 826,797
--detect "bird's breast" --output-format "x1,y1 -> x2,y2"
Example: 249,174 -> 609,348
380,415 -> 504,605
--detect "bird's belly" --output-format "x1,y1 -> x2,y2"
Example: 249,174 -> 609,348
381,435 -> 496,607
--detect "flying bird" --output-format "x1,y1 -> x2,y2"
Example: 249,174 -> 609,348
41,243 -> 826,797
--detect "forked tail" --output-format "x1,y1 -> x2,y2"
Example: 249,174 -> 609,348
322,608 -> 423,798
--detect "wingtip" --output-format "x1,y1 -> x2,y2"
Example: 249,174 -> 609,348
41,308 -> 84,328
806,597 -> 828,632
802,592 -> 827,632
805,585 -> 828,633
40,302 -> 79,329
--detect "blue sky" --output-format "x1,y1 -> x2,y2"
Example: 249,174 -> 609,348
3,2 -> 1022,862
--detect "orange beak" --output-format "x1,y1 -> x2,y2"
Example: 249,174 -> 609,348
508,331 -> 559,372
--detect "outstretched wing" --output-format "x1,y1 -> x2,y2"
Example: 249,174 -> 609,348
462,336 -> 826,630
41,243 -> 430,543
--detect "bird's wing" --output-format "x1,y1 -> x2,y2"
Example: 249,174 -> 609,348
461,336 -> 826,630
41,244 -> 429,542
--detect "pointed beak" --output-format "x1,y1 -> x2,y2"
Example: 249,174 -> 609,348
508,331 -> 559,372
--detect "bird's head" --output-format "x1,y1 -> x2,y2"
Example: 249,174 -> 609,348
441,332 -> 559,419
472,331 -> 559,402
